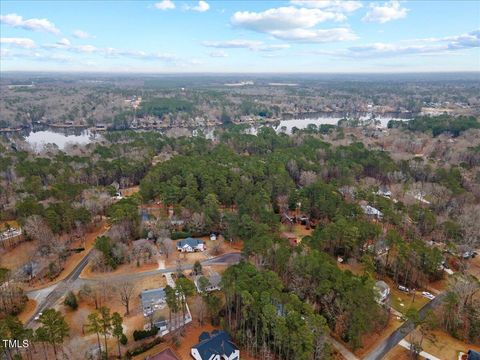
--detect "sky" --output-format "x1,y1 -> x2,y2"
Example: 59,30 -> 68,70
1,0 -> 479,73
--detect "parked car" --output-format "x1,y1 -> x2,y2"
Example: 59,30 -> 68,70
422,291 -> 435,300
398,285 -> 410,293
34,312 -> 43,321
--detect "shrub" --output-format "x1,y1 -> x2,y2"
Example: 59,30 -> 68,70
120,333 -> 128,345
125,337 -> 163,357
64,291 -> 78,310
133,326 -> 158,341
171,231 -> 191,240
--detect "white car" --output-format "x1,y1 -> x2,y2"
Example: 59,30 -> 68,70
398,285 -> 410,293
34,312 -> 43,321
422,291 -> 435,300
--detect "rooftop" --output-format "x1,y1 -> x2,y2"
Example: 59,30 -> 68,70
141,288 -> 166,303
193,330 -> 238,359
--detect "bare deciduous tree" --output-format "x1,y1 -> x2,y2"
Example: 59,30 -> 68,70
23,215 -> 56,254
117,281 -> 135,315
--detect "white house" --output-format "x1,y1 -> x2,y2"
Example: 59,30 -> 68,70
176,238 -> 205,252
361,204 -> 383,219
374,280 -> 390,304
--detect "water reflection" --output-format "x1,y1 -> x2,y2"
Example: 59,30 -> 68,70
24,129 -> 97,150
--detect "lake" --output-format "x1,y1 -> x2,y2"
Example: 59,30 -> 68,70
19,115 -> 410,148
24,129 -> 97,150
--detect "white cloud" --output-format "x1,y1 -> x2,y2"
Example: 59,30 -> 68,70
57,38 -> 71,47
74,44 -> 97,53
0,37 -> 36,48
362,1 -> 408,24
231,6 -> 357,43
323,29 -> 480,58
208,50 -> 228,57
290,0 -> 362,13
203,39 -> 263,49
154,0 -> 175,10
0,13 -> 60,34
43,39 -> 96,53
232,7 -> 345,32
72,30 -> 94,39
270,27 -> 357,42
185,1 -> 210,12
202,39 -> 290,51
104,47 -> 176,61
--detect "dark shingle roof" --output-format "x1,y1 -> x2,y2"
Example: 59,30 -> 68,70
177,237 -> 204,248
468,350 -> 480,360
192,330 -> 238,359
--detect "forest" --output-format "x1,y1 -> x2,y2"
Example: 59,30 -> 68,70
1,120 -> 480,359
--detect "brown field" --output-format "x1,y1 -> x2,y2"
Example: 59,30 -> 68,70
337,260 -> 365,276
410,328 -> 480,360
0,239 -> 38,271
80,260 -> 159,279
353,316 -> 404,358
384,345 -> 414,360
121,186 -> 140,197
17,298 -> 37,324
0,220 -> 20,229
467,255 -> 480,280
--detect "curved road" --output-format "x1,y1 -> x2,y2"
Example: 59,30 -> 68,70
26,251 -> 242,328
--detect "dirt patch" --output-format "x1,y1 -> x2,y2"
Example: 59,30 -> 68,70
17,298 -> 37,324
384,345 -> 412,360
466,255 -> 480,280
0,220 -> 20,229
337,260 -> 365,276
354,316 -> 403,357
429,277 -> 449,293
122,186 -> 140,197
0,239 -> 38,271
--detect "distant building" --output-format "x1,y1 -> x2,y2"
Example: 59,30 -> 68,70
375,187 -> 392,198
176,238 -> 205,252
141,288 -> 166,317
191,330 -> 239,360
361,204 -> 383,220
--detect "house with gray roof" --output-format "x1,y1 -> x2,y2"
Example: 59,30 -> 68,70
374,280 -> 390,304
176,237 -> 205,253
141,288 -> 166,317
194,272 -> 222,293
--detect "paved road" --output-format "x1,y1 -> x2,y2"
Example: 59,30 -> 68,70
364,292 -> 446,360
25,249 -> 94,327
328,336 -> 359,360
26,251 -> 242,326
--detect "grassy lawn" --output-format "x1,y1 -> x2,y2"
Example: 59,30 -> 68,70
389,287 -> 430,315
